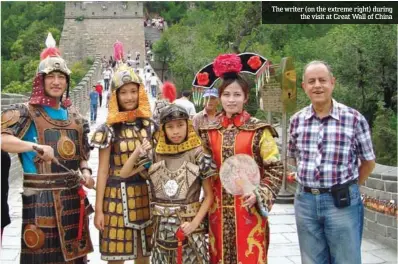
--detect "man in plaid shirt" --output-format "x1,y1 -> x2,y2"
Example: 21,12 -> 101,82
288,61 -> 375,264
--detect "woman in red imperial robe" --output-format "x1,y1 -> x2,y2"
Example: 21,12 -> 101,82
194,53 -> 284,264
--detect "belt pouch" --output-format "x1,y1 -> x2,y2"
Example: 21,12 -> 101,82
331,183 -> 351,208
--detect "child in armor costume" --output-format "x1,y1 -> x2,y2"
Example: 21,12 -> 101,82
1,33 -> 95,264
120,103 -> 216,264
90,66 -> 156,264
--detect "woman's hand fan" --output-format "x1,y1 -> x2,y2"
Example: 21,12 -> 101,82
219,154 -> 260,196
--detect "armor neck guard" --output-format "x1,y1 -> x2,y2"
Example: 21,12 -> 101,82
155,120 -> 202,155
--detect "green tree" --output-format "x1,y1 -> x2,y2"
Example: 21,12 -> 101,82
372,102 -> 397,166
1,2 -> 65,91
2,60 -> 23,86
3,81 -> 31,94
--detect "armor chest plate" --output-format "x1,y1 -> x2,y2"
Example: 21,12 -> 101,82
149,161 -> 200,202
28,105 -> 83,173
109,122 -> 153,176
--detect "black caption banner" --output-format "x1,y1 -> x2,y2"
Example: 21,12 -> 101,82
262,1 -> 398,24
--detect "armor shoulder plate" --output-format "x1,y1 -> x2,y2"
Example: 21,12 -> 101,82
195,147 -> 217,179
240,118 -> 278,136
198,121 -> 222,131
148,160 -> 163,175
186,162 -> 200,176
1,103 -> 32,138
90,123 -> 113,149
257,124 -> 278,138
142,118 -> 159,137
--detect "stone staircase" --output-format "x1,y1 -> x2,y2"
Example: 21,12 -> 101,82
144,26 -> 162,44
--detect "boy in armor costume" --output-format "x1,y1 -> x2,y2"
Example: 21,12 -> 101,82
120,104 -> 217,264
91,66 -> 156,264
1,33 -> 95,264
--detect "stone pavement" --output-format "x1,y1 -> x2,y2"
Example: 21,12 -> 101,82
1,73 -> 397,263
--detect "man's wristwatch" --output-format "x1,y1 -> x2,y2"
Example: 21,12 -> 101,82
80,167 -> 93,175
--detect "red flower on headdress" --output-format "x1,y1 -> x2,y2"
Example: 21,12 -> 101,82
197,72 -> 209,86
248,55 -> 262,70
213,54 -> 242,77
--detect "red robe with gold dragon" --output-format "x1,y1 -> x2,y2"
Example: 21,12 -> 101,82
200,111 -> 283,264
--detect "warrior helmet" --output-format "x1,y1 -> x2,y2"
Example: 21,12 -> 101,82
159,104 -> 189,125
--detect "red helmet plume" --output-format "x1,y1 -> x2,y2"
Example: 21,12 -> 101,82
162,81 -> 177,103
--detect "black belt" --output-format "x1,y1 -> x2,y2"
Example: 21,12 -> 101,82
303,179 -> 358,195
23,172 -> 80,190
156,238 -> 188,250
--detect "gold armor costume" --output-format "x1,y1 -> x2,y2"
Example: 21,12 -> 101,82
90,67 -> 156,261
147,104 -> 217,264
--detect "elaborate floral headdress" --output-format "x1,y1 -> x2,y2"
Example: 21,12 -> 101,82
192,52 -> 268,89
106,66 -> 151,125
29,32 -> 72,108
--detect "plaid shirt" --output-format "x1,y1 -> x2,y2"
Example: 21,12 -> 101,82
288,99 -> 375,188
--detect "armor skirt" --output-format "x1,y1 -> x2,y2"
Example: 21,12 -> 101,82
151,203 -> 209,264
20,188 -> 93,264
100,176 -> 152,261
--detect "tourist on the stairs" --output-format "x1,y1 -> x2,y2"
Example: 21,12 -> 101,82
91,66 -> 156,264
96,81 -> 104,107
194,53 -> 283,264
288,60 -> 376,264
103,66 -> 113,91
150,72 -> 159,98
144,69 -> 151,92
120,103 -> 216,264
146,50 -> 152,61
135,51 -> 140,67
1,32 -> 95,264
174,90 -> 197,119
126,56 -> 135,68
144,62 -> 151,72
89,85 -> 99,123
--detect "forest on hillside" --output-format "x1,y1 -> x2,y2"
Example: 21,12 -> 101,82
1,2 -> 396,165
1,2 -> 92,95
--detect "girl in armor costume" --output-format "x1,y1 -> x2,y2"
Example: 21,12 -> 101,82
193,53 -> 284,264
90,66 -> 156,264
120,104 -> 216,264
1,33 -> 95,264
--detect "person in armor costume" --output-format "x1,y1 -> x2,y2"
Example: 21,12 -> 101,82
1,33 -> 95,264
120,103 -> 216,264
193,53 -> 284,264
90,66 -> 156,264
